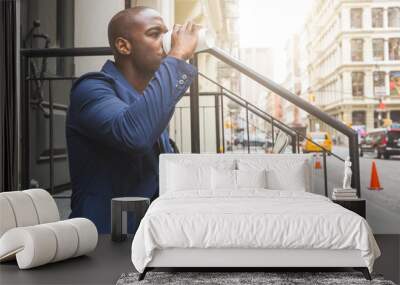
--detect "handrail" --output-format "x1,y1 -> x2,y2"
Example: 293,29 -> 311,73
198,72 -> 296,136
199,73 -> 278,124
198,73 -> 344,162
19,46 -> 352,140
201,47 -> 360,194
21,46 -> 342,160
19,46 -> 360,195
21,47 -> 112,57
221,92 -> 293,136
206,48 -> 355,137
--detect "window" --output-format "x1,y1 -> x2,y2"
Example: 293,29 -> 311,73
352,72 -> 364,96
373,71 -> 386,96
389,38 -> 400,60
391,110 -> 400,123
352,111 -> 366,126
372,39 -> 384,61
351,39 -> 364,61
372,8 -> 384,28
390,71 -> 400,96
374,112 -> 388,128
351,8 -> 363,28
388,7 -> 400,27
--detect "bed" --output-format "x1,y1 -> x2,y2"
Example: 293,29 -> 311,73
131,154 -> 380,280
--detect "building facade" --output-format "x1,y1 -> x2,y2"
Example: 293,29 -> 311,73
239,48 -> 274,107
303,0 -> 400,139
237,47 -> 274,144
282,34 -> 308,133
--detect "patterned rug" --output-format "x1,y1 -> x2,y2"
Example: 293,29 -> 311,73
116,271 -> 396,285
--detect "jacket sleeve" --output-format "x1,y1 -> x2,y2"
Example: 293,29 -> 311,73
69,57 -> 197,154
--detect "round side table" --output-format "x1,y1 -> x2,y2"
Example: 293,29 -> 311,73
111,197 -> 150,242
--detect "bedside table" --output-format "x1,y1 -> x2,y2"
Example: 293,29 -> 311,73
332,199 -> 366,218
111,197 -> 150,242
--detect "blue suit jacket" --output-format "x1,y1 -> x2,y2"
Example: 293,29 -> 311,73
66,57 -> 196,233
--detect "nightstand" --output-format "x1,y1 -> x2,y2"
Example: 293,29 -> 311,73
332,199 -> 366,218
111,197 -> 150,242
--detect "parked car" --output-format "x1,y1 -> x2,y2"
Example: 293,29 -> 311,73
359,127 -> 400,159
242,134 -> 269,147
302,132 -> 333,153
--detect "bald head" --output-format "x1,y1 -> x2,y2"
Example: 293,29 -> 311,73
107,6 -> 167,78
107,6 -> 162,53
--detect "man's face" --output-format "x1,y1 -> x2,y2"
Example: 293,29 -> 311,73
128,10 -> 168,74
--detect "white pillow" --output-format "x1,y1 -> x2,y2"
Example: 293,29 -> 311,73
167,162 -> 212,191
211,168 -> 237,190
236,169 -> 267,189
266,161 -> 307,191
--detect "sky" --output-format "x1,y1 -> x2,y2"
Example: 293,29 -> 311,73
239,0 -> 313,82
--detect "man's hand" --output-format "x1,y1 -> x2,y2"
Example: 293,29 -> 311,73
169,21 -> 200,61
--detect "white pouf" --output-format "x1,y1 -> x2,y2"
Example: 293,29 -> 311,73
0,218 -> 98,269
0,189 -> 98,269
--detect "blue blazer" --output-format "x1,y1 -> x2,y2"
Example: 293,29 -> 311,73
66,57 -> 196,233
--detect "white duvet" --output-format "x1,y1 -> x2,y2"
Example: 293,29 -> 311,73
131,190 -> 380,273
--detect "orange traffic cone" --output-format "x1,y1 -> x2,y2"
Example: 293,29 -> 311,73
368,161 -> 383,191
314,155 -> 322,169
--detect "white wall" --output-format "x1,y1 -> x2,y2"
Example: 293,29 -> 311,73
74,0 -> 124,75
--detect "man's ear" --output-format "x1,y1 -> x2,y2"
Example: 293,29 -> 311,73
115,37 -> 132,55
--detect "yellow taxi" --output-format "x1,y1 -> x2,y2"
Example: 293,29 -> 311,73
302,132 -> 333,153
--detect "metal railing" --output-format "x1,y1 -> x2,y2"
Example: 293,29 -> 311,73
196,73 -> 346,197
20,46 -> 360,198
191,47 -> 360,196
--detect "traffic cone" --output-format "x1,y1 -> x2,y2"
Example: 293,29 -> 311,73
368,161 -> 383,191
314,154 -> 322,169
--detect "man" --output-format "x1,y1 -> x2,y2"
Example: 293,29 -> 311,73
66,6 -> 199,233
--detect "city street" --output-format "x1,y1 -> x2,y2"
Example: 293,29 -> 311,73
313,146 -> 400,234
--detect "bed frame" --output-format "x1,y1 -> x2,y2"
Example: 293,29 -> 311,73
137,154 -> 372,281
138,248 -> 371,280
